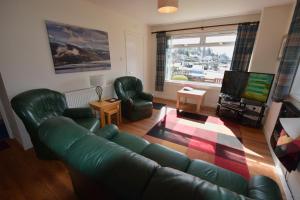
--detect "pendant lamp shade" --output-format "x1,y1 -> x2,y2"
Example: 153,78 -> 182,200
158,0 -> 178,14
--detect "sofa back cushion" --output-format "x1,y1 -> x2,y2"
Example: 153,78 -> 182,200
142,167 -> 249,200
142,143 -> 190,171
187,160 -> 248,196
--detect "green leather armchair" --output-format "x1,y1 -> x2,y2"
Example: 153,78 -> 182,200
11,88 -> 99,159
114,76 -> 153,121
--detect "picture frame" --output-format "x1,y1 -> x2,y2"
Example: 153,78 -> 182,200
45,20 -> 111,74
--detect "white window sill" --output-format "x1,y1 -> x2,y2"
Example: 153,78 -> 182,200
164,80 -> 222,90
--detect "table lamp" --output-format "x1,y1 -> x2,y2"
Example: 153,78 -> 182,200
90,75 -> 106,101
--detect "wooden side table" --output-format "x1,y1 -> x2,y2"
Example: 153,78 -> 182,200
89,100 -> 122,128
105,109 -> 120,125
176,88 -> 206,113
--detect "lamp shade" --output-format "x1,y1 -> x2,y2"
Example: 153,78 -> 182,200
90,75 -> 106,87
158,0 -> 178,14
280,118 -> 300,140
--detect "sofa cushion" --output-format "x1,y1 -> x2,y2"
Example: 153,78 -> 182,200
94,124 -> 119,139
248,176 -> 282,200
187,159 -> 248,196
111,132 -> 150,154
142,167 -> 248,200
38,117 -> 89,158
142,143 -> 190,171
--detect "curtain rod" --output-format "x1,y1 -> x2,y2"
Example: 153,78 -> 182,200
151,21 -> 259,34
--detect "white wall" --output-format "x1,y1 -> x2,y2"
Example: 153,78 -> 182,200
249,4 -> 295,74
148,14 -> 261,107
0,0 -> 149,149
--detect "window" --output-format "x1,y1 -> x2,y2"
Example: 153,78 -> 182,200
165,31 -> 237,85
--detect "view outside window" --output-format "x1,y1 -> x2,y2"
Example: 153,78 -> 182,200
166,32 -> 237,84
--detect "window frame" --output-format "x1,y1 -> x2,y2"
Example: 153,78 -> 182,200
165,30 -> 237,86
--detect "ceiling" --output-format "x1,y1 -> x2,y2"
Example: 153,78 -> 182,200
88,0 -> 294,25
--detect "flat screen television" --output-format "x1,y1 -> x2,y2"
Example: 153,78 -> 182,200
221,71 -> 274,103
242,72 -> 274,103
221,71 -> 249,99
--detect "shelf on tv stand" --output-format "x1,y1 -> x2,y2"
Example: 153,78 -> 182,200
220,103 -> 246,113
216,94 -> 266,128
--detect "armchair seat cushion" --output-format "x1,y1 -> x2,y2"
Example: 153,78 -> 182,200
132,98 -> 153,111
73,118 -> 100,133
63,108 -> 94,119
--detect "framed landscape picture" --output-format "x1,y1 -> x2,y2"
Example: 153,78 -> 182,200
45,21 -> 111,74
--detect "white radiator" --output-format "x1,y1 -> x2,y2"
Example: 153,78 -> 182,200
64,87 -> 98,108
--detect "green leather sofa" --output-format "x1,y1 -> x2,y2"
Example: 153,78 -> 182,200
114,76 -> 153,121
38,116 -> 282,200
11,89 -> 100,159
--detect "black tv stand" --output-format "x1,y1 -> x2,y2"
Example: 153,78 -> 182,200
216,94 -> 266,128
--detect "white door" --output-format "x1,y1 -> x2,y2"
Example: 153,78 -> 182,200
125,31 -> 144,80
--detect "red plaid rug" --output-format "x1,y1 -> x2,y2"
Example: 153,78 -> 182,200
147,108 -> 250,179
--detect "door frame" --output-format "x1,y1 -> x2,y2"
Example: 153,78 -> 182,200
124,30 -> 145,81
0,75 -> 13,139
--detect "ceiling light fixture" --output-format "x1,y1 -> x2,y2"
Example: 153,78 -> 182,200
158,0 -> 178,14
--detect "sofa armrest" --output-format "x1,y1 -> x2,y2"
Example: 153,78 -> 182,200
94,124 -> 119,139
248,176 -> 282,200
139,92 -> 153,102
63,107 -> 94,119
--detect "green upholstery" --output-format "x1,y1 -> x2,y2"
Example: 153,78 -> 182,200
73,118 -> 99,132
110,132 -> 150,154
114,76 -> 153,121
11,88 -> 100,159
248,176 -> 282,200
187,159 -> 248,195
39,117 -> 282,200
142,143 -> 191,171
39,117 -> 159,200
143,167 -> 250,200
95,126 -> 150,154
94,124 -> 119,139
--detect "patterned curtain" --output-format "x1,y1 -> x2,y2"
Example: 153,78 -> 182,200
273,0 -> 300,102
155,32 -> 168,91
230,22 -> 259,72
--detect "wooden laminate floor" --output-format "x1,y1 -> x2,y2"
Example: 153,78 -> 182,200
0,98 -> 285,200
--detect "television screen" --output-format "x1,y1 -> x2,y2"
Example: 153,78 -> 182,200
221,71 -> 249,98
242,73 -> 274,103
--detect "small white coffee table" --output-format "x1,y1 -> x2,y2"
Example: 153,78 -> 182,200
176,88 -> 207,113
